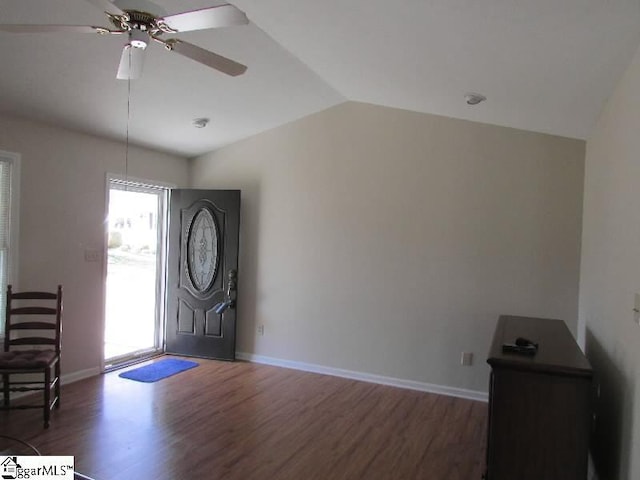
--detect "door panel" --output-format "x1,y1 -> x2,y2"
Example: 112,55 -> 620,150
104,178 -> 167,366
165,189 -> 240,360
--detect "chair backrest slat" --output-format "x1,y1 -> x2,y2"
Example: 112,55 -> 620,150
10,322 -> 57,330
3,285 -> 63,353
11,291 -> 57,300
10,307 -> 58,315
9,337 -> 56,346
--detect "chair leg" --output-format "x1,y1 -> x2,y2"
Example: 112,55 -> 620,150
54,360 -> 61,409
2,373 -> 8,407
2,373 -> 9,407
44,367 -> 51,429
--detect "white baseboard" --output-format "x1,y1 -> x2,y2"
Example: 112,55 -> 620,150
236,352 -> 488,402
61,366 -> 100,385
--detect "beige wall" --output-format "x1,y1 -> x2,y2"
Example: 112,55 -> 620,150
580,45 -> 640,480
191,101 -> 585,393
0,113 -> 189,377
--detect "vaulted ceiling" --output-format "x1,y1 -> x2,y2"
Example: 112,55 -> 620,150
1,0 -> 639,157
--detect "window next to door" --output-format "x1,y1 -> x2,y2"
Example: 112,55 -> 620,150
0,150 -> 20,336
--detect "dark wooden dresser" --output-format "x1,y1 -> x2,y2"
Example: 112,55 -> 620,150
485,315 -> 593,480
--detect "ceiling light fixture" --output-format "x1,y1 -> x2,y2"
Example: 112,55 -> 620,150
465,93 -> 486,105
127,29 -> 148,50
0,1 -> 249,80
193,118 -> 210,128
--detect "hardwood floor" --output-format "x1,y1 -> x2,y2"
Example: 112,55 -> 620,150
0,357 -> 487,479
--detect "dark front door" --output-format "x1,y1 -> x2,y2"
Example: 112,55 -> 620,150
165,189 -> 240,360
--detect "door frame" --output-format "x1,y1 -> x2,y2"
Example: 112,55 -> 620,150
101,174 -> 175,372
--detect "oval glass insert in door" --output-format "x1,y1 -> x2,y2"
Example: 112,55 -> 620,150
187,207 -> 219,293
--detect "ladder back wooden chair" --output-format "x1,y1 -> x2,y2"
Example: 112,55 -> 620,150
0,285 -> 63,428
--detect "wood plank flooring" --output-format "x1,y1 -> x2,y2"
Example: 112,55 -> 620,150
0,357 -> 487,479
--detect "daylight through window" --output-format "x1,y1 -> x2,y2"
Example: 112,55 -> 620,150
0,152 -> 18,336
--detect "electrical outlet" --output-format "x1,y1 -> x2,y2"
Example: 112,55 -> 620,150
461,352 -> 473,366
257,324 -> 264,336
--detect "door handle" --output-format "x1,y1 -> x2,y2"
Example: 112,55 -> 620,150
215,269 -> 237,314
226,269 -> 237,299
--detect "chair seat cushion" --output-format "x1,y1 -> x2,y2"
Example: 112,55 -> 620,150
0,349 -> 58,368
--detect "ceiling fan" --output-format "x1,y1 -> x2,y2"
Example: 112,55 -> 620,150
0,0 -> 249,79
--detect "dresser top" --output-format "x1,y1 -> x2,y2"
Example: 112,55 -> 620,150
487,315 -> 592,377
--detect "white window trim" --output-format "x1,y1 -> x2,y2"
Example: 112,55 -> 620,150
0,150 -> 21,338
107,173 -> 176,191
101,173 -> 175,371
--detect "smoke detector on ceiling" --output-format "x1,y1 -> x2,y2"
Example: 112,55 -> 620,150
464,93 -> 486,105
193,118 -> 210,129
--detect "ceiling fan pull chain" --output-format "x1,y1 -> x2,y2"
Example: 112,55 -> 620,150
125,50 -> 131,185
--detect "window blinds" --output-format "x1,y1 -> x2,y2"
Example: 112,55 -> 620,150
0,157 -> 12,334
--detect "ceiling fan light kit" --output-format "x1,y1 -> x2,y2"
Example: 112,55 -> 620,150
126,29 -> 148,49
0,0 -> 249,80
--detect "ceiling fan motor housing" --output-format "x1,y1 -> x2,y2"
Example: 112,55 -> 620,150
113,0 -> 166,17
110,0 -> 169,39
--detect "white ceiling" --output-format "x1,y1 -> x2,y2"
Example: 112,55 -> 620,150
1,0 -> 639,157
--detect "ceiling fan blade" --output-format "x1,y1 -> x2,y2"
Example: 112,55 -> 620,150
0,25 -> 104,34
117,45 -> 146,80
83,0 -> 125,15
166,39 -> 247,76
158,4 -> 248,33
